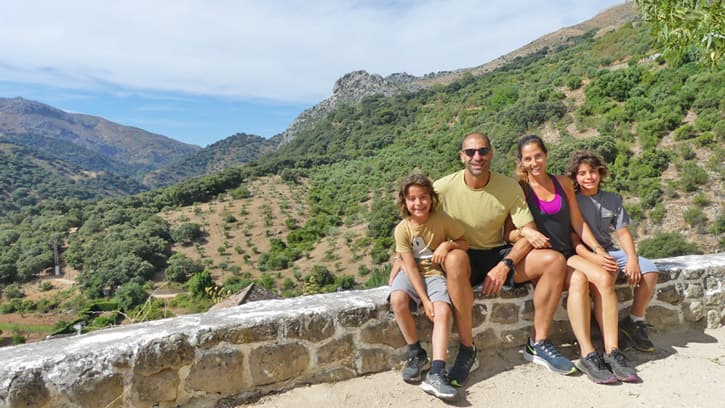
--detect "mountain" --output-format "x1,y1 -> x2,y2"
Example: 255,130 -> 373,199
0,97 -> 204,213
0,97 -> 200,176
143,133 -> 276,187
278,2 -> 638,146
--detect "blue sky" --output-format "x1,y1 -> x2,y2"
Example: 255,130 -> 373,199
0,0 -> 624,147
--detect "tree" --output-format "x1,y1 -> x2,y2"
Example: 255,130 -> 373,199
635,0 -> 724,67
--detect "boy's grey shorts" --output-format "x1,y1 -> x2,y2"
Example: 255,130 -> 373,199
388,272 -> 451,309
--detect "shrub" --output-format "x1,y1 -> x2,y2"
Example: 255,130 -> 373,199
683,208 -> 708,231
114,282 -> 149,311
39,281 -> 54,291
679,162 -> 708,191
188,271 -> 215,299
3,283 -> 24,300
638,232 -> 700,258
172,223 -> 205,245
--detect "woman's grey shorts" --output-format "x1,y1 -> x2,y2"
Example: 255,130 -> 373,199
388,272 -> 451,308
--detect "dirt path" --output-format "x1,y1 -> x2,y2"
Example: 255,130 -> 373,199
246,325 -> 725,408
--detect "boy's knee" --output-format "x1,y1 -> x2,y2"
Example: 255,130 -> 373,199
390,291 -> 410,313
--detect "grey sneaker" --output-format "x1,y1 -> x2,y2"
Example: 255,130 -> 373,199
620,316 -> 655,352
577,351 -> 618,384
523,338 -> 577,375
604,348 -> 640,382
402,350 -> 430,382
447,345 -> 479,387
420,371 -> 458,401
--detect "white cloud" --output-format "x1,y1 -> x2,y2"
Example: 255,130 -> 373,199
0,0 -> 625,103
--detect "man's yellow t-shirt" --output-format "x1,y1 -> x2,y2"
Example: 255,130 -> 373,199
434,170 -> 533,250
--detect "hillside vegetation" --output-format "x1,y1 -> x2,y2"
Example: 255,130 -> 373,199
0,17 -> 723,343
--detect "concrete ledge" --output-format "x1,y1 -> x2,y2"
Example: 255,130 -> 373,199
0,253 -> 723,407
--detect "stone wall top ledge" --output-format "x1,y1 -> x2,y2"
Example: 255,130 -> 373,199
654,253 -> 725,272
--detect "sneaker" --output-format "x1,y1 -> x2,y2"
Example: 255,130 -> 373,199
447,345 -> 479,387
620,316 -> 655,352
523,338 -> 577,375
420,371 -> 458,401
402,350 -> 430,382
604,348 -> 640,383
577,351 -> 618,384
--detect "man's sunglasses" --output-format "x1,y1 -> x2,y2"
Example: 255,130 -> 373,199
462,147 -> 491,157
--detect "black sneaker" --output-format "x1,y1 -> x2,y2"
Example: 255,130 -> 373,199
620,316 -> 655,352
420,371 -> 458,401
577,351 -> 618,384
447,345 -> 479,387
523,338 -> 577,375
604,348 -> 640,383
402,350 -> 430,382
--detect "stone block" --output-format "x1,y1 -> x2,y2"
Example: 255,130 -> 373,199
186,346 -> 246,394
685,283 -> 704,299
705,291 -> 724,306
337,306 -> 376,327
134,334 -> 194,376
360,320 -> 405,348
66,371 -> 124,408
683,301 -> 704,322
415,314 -> 434,340
499,329 -> 529,348
317,335 -> 355,366
656,285 -> 683,305
473,328 -> 499,350
284,313 -> 335,343
499,284 -> 530,299
704,277 -> 721,291
472,303 -> 488,327
615,286 -> 633,303
521,300 -> 534,321
683,269 -> 705,280
707,309 -> 722,329
4,368 -> 49,408
646,305 -> 680,327
300,367 -> 356,384
358,348 -> 390,374
658,269 -> 677,282
131,368 -> 178,404
249,343 -> 310,386
218,322 -> 279,345
490,303 -> 518,324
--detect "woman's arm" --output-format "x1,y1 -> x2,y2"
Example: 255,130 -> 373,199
504,215 -> 551,248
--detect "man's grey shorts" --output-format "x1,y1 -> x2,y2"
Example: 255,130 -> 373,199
388,272 -> 451,308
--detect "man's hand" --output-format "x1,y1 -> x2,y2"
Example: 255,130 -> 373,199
624,258 -> 642,286
482,262 -> 508,295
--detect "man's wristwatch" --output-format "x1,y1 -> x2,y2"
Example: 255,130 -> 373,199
502,258 -> 514,274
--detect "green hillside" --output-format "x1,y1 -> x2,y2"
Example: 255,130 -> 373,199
143,133 -> 276,188
0,17 -> 722,333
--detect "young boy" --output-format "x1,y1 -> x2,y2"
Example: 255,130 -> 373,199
568,150 -> 660,352
389,173 -> 467,401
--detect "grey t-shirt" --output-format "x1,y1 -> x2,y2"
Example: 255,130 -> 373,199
576,190 -> 630,252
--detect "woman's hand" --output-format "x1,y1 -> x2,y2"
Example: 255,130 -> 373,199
521,227 -> 551,249
593,248 -> 619,274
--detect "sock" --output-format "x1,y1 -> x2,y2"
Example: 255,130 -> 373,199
630,314 -> 645,322
430,360 -> 446,374
407,341 -> 423,355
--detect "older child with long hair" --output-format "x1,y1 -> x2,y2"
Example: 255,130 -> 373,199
389,173 -> 468,401
512,135 -> 639,384
567,150 -> 659,352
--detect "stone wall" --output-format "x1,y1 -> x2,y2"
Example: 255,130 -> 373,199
1,253 -> 723,408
